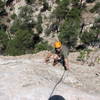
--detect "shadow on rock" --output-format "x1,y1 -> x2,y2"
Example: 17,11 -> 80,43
48,95 -> 65,100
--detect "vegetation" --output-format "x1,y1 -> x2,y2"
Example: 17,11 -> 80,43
41,0 -> 50,12
36,24 -> 43,34
6,29 -> 34,56
19,6 -> 33,19
36,14 -> 43,34
77,49 -> 91,63
45,28 -> 51,36
25,0 -> 36,4
0,4 -> 51,56
83,17 -> 100,46
59,18 -> 80,49
0,0 -> 99,56
0,0 -> 7,16
90,2 -> 100,13
80,30 -> 96,45
86,0 -> 95,3
53,0 -> 69,21
55,0 -> 100,50
0,30 -> 8,54
0,0 -> 5,8
11,13 -> 17,20
57,0 -> 81,49
33,41 -> 53,53
10,6 -> 35,33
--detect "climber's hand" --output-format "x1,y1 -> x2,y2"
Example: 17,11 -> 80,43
45,58 -> 49,63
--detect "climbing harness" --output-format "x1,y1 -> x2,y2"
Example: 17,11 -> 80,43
48,70 -> 66,99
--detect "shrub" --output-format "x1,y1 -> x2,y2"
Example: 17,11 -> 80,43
17,6 -> 35,30
77,49 -> 91,62
37,14 -> 42,24
71,0 -> 81,8
90,2 -> 100,13
0,8 -> 7,16
59,18 -> 80,49
6,29 -> 34,56
0,24 -> 7,31
25,0 -> 36,4
80,30 -> 96,45
95,17 -> 100,24
41,0 -> 50,12
0,1 -> 5,8
67,8 -> 81,21
11,13 -> 17,20
6,39 -> 25,56
53,0 -> 69,21
0,30 -> 8,54
10,19 -> 22,33
86,0 -> 95,3
45,28 -> 51,36
10,18 -> 36,34
55,0 -> 60,4
77,50 -> 86,61
0,30 -> 8,46
19,6 -> 33,19
36,24 -> 43,34
33,41 -> 53,53
36,14 -> 43,34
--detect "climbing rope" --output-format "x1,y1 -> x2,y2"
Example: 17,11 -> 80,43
49,70 -> 66,99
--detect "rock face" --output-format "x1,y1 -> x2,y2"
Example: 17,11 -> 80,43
0,51 -> 100,100
3,0 -> 58,44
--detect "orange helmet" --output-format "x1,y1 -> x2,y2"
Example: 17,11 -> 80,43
54,41 -> 62,48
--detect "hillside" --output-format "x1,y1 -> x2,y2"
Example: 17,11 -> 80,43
0,0 -> 100,56
0,0 -> 100,99
0,51 -> 100,100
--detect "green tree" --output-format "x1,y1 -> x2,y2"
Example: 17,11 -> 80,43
71,0 -> 80,5
0,30 -> 8,54
59,10 -> 80,49
10,19 -> 22,33
36,24 -> 43,34
53,0 -> 69,21
17,6 -> 35,30
33,41 -> 53,53
0,1 -> 7,16
59,20 -> 78,49
80,16 -> 100,46
67,8 -> 81,21
19,6 -> 33,19
37,14 -> 42,24
10,17 -> 35,34
55,0 -> 60,4
11,13 -> 17,20
80,30 -> 96,45
0,0 -> 5,8
36,14 -> 43,34
6,29 -> 34,56
91,18 -> 100,44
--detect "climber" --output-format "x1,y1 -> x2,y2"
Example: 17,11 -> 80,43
45,41 -> 69,70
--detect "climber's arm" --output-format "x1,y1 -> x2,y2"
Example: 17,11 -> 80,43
45,52 -> 52,62
65,57 -> 70,70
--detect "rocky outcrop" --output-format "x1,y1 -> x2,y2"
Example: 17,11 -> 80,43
81,0 -> 100,32
0,51 -> 100,100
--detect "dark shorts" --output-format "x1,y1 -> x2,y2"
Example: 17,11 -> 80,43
54,55 -> 67,70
